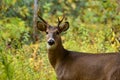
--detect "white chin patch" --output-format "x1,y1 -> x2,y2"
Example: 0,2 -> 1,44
47,44 -> 56,50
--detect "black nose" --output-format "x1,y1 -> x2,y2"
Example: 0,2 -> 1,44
48,39 -> 55,45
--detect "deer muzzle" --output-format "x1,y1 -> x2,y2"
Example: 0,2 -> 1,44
48,39 -> 55,46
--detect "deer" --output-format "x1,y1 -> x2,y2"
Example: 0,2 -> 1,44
37,15 -> 120,80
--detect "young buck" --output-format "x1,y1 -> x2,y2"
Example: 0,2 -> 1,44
37,16 -> 120,80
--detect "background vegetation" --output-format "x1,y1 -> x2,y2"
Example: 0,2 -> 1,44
0,0 -> 120,80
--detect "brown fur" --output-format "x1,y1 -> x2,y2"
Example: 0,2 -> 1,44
48,42 -> 120,80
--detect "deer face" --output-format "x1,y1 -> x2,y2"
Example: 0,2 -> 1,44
37,16 -> 69,50
46,26 -> 60,49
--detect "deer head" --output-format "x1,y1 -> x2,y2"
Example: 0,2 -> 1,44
37,16 -> 69,50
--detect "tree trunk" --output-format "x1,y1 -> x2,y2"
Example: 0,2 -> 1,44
33,0 -> 38,43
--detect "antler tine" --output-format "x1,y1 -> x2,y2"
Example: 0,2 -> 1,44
61,15 -> 65,22
38,15 -> 47,24
58,15 -> 65,27
58,17 -> 60,26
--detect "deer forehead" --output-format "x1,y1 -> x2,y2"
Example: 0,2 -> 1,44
46,26 -> 59,32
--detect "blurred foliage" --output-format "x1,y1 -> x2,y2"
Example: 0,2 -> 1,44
0,0 -> 120,80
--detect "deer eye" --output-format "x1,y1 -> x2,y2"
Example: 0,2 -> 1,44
46,32 -> 48,34
56,31 -> 59,35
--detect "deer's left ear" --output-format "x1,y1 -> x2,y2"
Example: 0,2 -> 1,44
59,22 -> 69,32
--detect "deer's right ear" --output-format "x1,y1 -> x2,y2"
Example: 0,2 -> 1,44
37,21 -> 46,31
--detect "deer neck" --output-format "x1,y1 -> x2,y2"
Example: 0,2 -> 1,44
48,40 -> 67,68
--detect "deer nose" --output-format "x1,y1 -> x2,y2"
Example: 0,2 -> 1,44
48,39 -> 55,45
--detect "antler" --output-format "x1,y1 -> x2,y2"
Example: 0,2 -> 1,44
38,15 -> 48,24
57,15 -> 65,27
